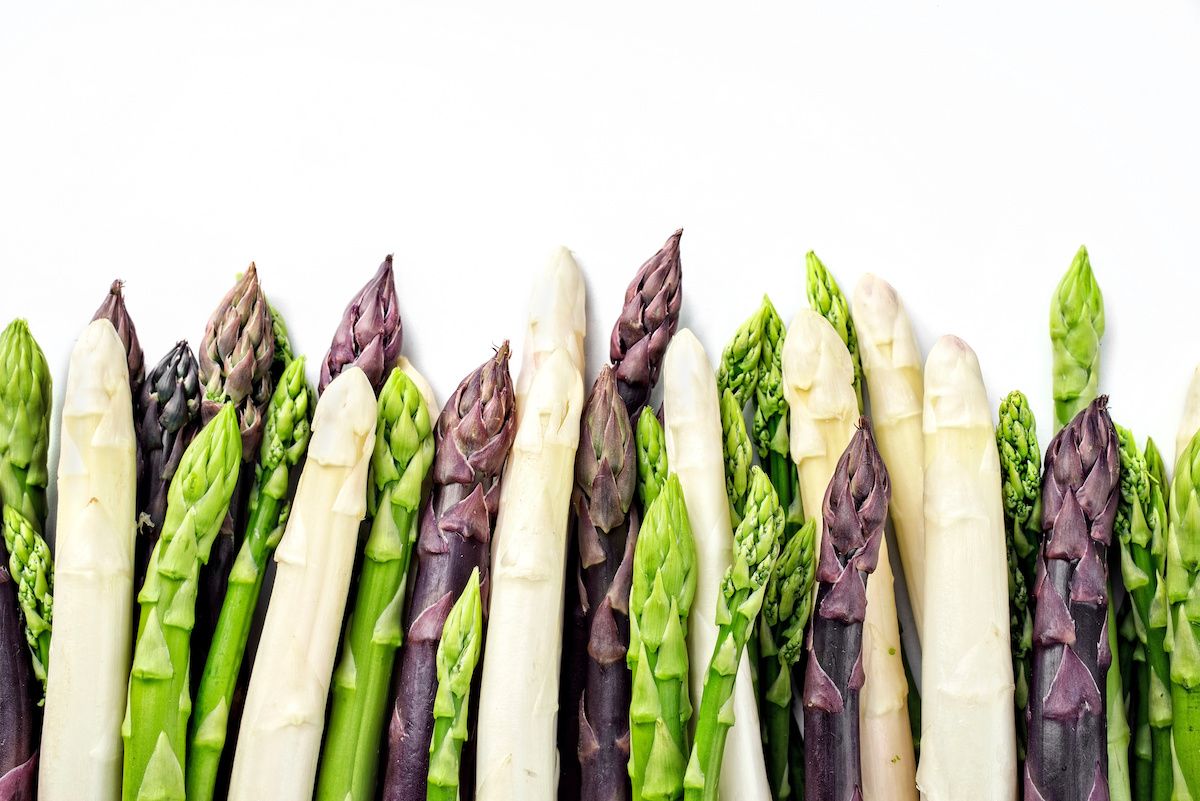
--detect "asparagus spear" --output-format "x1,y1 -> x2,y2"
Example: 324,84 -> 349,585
720,387 -> 753,528
315,366 -> 436,801
917,336 -> 1015,801
1113,426 -> 1172,801
1026,397 -> 1120,801
226,368 -> 378,801
801,422 -> 889,801
0,537 -> 36,801
427,568 -> 485,801
628,474 -> 697,801
1166,427 -> 1200,797
685,467 -> 782,801
0,319 -> 54,691
37,320 -> 137,801
806,251 -> 863,410
996,390 -> 1041,763
381,345 -> 517,801
752,298 -> 798,528
92,279 -> 145,407
1175,366 -> 1200,468
135,342 -> 202,591
715,300 -> 765,409
636,409 -> 668,510
1142,438 -> 1174,801
319,255 -> 403,394
1049,246 -> 1104,431
610,230 -> 683,413
121,404 -> 242,801
187,356 -> 314,801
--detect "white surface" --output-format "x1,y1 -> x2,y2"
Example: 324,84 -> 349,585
2,1 -> 1200,456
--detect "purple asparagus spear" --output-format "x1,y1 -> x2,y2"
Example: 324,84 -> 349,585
1025,397 -> 1119,801
803,420 -> 889,801
92,279 -> 145,395
0,540 -> 36,801
319,255 -> 402,394
381,343 -> 517,801
609,230 -> 683,414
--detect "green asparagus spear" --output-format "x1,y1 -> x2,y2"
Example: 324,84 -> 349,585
316,367 -> 435,801
750,299 -> 800,529
806,252 -> 863,410
629,474 -> 697,801
1166,428 -> 1200,798
122,404 -> 242,801
684,467 -> 781,801
719,388 -> 753,529
1144,438 -> 1173,801
636,408 -> 668,511
186,358 -> 313,801
1049,245 -> 1104,430
426,568 -> 484,801
715,304 -> 765,408
1,509 -> 51,692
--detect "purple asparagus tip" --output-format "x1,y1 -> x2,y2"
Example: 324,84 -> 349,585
609,230 -> 683,413
319,255 -> 403,394
93,278 -> 145,389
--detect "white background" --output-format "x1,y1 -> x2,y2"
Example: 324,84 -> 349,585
3,1 -> 1200,463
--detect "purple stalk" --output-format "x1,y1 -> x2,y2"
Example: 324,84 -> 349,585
319,255 -> 402,394
1025,397 -> 1119,801
381,344 -> 517,801
0,540 -> 36,801
609,230 -> 683,414
803,420 -> 889,801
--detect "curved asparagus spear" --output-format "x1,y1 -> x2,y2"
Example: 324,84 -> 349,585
1049,245 -> 1104,431
92,279 -> 145,404
628,474 -> 697,801
427,568 -> 485,801
135,342 -> 202,588
0,319 -> 54,691
663,329 -> 770,801
1114,426 -> 1173,801
122,404 -> 242,801
187,356 -> 314,801
1027,397 -> 1119,801
637,409 -> 668,510
0,535 -> 36,801
226,368 -> 377,801
38,320 -> 136,801
806,251 -> 863,410
315,366 -> 436,801
917,336 -> 1015,801
611,230 -> 683,413
382,346 -> 517,801
319,255 -> 403,394
686,467 -> 781,801
852,274 -> 926,633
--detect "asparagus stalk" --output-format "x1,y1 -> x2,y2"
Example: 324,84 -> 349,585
685,467 -> 782,801
917,336 -> 1015,801
800,422 -> 889,801
427,569 -> 485,801
806,251 -> 863,410
1176,366 -> 1200,469
1114,426 -> 1172,801
628,474 -> 697,801
637,408 -> 669,510
1141,438 -> 1174,800
187,356 -> 314,801
852,274 -> 926,634
135,342 -> 201,589
0,319 -> 54,691
996,390 -> 1041,764
1166,427 -> 1200,798
319,255 -> 403,394
715,299 -> 765,409
226,368 -> 378,801
92,279 -> 145,414
0,536 -> 36,801
752,299 -> 798,527
663,329 -> 770,801
315,366 -> 436,801
721,388 -> 754,529
382,345 -> 517,801
121,404 -> 242,801
37,321 -> 137,801
610,230 -> 683,412
477,252 -> 587,801
1049,246 -> 1104,431
1026,397 -> 1120,801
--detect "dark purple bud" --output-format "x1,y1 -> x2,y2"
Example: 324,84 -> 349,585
319,255 -> 402,394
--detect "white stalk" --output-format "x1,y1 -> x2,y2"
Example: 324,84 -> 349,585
663,328 -> 770,801
781,309 -> 915,800
397,355 -> 438,417
227,367 -> 377,801
38,320 -> 136,801
474,346 -> 584,801
852,273 -> 926,636
515,246 -> 586,410
916,336 -> 1015,801
1177,363 -> 1200,469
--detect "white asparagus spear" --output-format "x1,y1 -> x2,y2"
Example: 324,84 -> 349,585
227,367 -> 377,801
38,320 -> 136,801
475,249 -> 586,801
852,273 -> 927,636
781,309 -> 916,800
916,336 -> 1015,801
662,328 -> 771,801
1176,363 -> 1200,468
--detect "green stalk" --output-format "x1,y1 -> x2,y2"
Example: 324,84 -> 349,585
316,367 -> 435,801
122,405 -> 242,801
426,569 -> 484,801
1144,438 -> 1175,801
806,251 -> 863,410
186,358 -> 313,801
719,388 -> 752,531
1049,245 -> 1104,430
1167,428 -> 1200,798
636,408 -> 669,510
